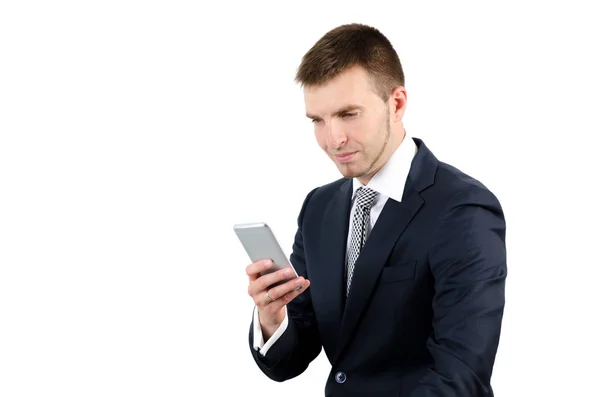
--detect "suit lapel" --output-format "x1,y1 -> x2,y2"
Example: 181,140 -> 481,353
332,193 -> 424,363
316,179 -> 352,351
330,137 -> 436,364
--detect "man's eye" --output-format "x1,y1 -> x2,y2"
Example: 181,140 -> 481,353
343,112 -> 357,118
311,119 -> 322,123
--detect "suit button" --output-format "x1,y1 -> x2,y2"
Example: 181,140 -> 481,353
334,371 -> 346,383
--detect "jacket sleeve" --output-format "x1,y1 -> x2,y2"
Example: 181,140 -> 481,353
406,185 -> 507,396
248,187 -> 322,382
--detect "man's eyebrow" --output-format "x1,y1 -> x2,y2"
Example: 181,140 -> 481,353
306,105 -> 364,120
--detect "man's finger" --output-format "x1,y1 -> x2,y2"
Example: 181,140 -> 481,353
266,276 -> 306,300
268,279 -> 311,310
246,259 -> 273,281
248,266 -> 295,296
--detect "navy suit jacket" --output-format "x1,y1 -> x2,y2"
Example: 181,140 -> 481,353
249,138 -> 507,397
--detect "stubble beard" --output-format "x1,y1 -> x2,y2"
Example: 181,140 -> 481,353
339,116 -> 391,180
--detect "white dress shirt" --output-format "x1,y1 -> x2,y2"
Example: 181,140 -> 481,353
253,134 -> 418,356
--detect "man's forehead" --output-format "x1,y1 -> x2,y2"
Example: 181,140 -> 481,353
303,86 -> 375,119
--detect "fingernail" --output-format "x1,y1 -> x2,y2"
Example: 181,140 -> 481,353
284,268 -> 292,276
296,285 -> 302,291
264,260 -> 271,267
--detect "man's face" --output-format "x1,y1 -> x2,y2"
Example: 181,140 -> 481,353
304,66 -> 393,183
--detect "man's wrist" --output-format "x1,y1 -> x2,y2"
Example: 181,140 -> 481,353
260,323 -> 281,341
258,307 -> 287,340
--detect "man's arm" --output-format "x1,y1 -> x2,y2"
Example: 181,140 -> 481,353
248,188 -> 322,382
406,185 -> 507,397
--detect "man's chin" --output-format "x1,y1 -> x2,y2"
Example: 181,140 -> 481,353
336,164 -> 364,179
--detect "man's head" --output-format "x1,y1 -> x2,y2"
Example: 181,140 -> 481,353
295,23 -> 408,184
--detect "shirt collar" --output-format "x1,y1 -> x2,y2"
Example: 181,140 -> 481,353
352,134 -> 417,203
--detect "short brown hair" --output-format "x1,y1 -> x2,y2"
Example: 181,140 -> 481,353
295,23 -> 405,101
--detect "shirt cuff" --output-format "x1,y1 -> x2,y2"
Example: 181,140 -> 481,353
252,305 -> 289,356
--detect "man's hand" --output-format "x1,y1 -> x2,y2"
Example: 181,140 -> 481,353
246,259 -> 310,340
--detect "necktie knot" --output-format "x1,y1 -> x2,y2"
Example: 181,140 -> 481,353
355,187 -> 378,210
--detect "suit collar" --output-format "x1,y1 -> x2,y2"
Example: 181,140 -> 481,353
403,137 -> 437,196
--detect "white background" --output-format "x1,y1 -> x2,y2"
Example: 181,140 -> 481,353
1,1 -> 598,396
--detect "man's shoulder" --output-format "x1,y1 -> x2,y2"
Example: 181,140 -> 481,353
436,160 -> 488,191
433,160 -> 502,210
311,177 -> 349,196
296,177 -> 349,215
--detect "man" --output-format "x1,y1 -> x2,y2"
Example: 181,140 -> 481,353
245,23 -> 506,397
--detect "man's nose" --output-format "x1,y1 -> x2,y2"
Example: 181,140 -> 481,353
326,121 -> 347,149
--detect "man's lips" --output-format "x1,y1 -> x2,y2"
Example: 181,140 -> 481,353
334,152 -> 357,162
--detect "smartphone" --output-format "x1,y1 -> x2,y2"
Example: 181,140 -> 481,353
233,222 -> 298,287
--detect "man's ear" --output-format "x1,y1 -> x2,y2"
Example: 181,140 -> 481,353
390,86 -> 407,122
